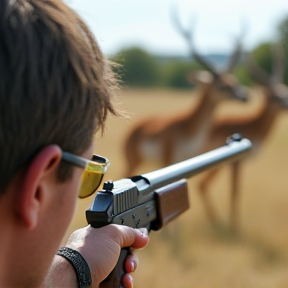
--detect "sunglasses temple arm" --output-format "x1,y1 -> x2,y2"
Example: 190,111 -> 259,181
61,151 -> 87,168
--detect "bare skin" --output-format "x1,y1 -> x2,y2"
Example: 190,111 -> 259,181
0,144 -> 149,288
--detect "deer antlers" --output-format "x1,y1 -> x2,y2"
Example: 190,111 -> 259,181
247,43 -> 286,89
171,8 -> 246,76
170,8 -> 219,76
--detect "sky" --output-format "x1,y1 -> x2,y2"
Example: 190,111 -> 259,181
68,0 -> 288,57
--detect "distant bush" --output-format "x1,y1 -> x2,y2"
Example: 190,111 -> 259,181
110,45 -> 277,89
251,42 -> 273,75
159,60 -> 197,89
110,47 -> 201,89
234,64 -> 253,87
244,14 -> 288,86
111,47 -> 159,87
277,14 -> 288,84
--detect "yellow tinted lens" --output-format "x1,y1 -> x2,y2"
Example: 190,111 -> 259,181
78,169 -> 104,198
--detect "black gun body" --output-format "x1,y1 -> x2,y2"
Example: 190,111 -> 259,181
86,137 -> 252,288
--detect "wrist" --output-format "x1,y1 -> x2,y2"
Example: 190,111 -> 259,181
57,247 -> 92,288
43,254 -> 78,288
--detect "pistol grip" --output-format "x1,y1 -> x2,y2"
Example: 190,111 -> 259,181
100,247 -> 130,288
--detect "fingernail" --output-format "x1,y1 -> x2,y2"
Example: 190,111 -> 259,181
128,274 -> 134,285
139,228 -> 148,237
131,261 -> 135,271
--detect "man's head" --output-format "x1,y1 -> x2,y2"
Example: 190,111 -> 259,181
0,1 -> 120,286
0,0 -> 119,194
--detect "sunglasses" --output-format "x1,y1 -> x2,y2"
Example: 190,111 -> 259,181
61,151 -> 110,198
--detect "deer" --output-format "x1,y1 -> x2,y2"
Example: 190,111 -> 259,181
197,44 -> 288,230
123,15 -> 249,177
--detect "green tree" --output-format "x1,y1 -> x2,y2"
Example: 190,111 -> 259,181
111,47 -> 159,87
277,14 -> 288,83
159,60 -> 198,89
244,42 -> 275,86
238,14 -> 288,86
251,42 -> 273,74
234,64 -> 253,87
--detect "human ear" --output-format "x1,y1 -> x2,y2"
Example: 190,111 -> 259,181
17,145 -> 62,230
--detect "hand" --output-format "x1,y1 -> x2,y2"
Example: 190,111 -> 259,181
66,224 -> 149,288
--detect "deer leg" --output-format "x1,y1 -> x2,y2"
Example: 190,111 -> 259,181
124,145 -> 143,177
163,139 -> 174,167
198,168 -> 221,225
230,161 -> 241,230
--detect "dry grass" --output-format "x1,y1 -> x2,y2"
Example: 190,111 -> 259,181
65,88 -> 288,288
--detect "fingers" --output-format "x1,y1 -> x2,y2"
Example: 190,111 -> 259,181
117,226 -> 149,249
121,274 -> 134,288
122,246 -> 141,288
129,227 -> 149,249
97,225 -> 148,288
97,224 -> 149,250
124,252 -> 138,273
65,225 -> 149,287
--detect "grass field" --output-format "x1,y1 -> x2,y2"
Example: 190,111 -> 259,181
65,88 -> 288,288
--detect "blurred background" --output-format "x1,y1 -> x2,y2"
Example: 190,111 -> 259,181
64,1 -> 288,287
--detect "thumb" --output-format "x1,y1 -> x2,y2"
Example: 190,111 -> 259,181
122,227 -> 149,249
107,224 -> 149,249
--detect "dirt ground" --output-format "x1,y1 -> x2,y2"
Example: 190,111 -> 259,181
65,88 -> 288,288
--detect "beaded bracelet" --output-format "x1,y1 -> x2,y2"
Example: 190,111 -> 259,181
57,247 -> 92,288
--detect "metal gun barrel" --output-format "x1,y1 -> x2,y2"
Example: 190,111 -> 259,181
141,137 -> 252,190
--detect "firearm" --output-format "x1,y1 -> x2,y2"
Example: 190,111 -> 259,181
86,134 -> 252,288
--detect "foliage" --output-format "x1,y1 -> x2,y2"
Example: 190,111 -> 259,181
234,64 -> 253,87
246,42 -> 274,85
111,47 -> 204,89
159,60 -> 198,89
110,44 -> 270,89
111,47 -> 159,87
251,42 -> 273,73
277,14 -> 288,84
246,14 -> 288,86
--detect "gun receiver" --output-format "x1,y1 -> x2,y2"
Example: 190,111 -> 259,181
86,135 -> 252,288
